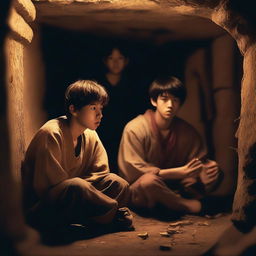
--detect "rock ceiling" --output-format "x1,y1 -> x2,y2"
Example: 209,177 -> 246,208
33,0 -> 225,43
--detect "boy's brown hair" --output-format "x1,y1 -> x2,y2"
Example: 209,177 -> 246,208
65,80 -> 108,118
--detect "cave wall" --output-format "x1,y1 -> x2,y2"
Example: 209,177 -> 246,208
23,24 -> 47,148
5,0 -> 46,181
0,0 -> 41,249
5,0 -> 242,200
211,34 -> 241,196
178,34 -> 241,196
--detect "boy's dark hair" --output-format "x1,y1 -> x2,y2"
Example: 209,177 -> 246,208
103,44 -> 129,59
65,80 -> 108,118
149,76 -> 186,105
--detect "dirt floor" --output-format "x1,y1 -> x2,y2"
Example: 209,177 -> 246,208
38,212 -> 232,256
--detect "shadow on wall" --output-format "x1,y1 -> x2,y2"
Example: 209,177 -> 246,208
41,26 -> 242,197
41,25 -> 210,119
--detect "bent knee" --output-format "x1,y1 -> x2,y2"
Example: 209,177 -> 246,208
107,173 -> 129,189
65,177 -> 91,188
47,177 -> 91,202
138,173 -> 162,190
56,177 -> 93,196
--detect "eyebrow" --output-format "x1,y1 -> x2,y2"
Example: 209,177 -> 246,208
89,103 -> 103,107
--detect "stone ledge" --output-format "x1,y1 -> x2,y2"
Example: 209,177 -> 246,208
8,7 -> 34,44
14,0 -> 36,23
32,0 -> 114,4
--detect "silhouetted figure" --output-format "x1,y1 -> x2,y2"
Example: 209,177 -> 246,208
96,45 -> 140,173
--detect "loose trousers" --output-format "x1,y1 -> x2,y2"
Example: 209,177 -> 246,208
26,173 -> 130,229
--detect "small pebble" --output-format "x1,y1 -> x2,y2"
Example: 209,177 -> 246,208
169,220 -> 193,227
159,231 -> 170,237
197,221 -> 210,226
137,232 -> 148,239
167,228 -> 183,234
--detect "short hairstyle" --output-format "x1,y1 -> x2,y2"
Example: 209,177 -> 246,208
65,80 -> 108,118
103,44 -> 129,59
149,76 -> 186,105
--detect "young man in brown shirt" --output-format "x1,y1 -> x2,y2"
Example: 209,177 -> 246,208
22,80 -> 133,232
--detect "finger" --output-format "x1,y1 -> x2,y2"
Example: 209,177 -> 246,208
206,165 -> 218,170
204,174 -> 219,183
204,163 -> 218,169
187,158 -> 197,167
190,164 -> 203,172
206,167 -> 219,175
207,172 -> 219,179
189,167 -> 203,177
188,158 -> 202,167
190,162 -> 203,170
206,175 -> 219,184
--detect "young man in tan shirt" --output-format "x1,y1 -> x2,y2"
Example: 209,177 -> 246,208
22,80 -> 133,232
118,76 -> 220,215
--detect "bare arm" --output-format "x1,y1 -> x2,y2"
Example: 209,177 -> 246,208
159,158 -> 203,180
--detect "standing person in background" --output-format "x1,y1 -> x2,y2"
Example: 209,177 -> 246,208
97,44 -> 141,173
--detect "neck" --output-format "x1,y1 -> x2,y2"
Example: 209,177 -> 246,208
154,111 -> 173,130
106,73 -> 121,86
68,118 -> 86,142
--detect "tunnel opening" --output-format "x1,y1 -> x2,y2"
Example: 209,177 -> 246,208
2,0 -> 249,255
41,25 -> 212,119
40,22 -> 242,189
32,9 -> 243,250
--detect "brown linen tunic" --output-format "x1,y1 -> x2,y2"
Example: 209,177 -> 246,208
22,116 -> 129,227
118,110 -> 207,209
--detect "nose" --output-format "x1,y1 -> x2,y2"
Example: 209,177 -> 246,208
97,110 -> 103,119
113,58 -> 119,65
167,99 -> 173,108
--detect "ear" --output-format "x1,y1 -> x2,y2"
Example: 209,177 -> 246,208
150,98 -> 157,107
69,104 -> 77,117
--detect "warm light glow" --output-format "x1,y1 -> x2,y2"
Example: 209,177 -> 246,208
173,5 -> 195,14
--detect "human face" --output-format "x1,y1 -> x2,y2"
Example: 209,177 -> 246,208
151,93 -> 181,120
104,48 -> 128,75
72,102 -> 103,130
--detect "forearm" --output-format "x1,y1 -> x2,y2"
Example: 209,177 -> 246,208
158,166 -> 185,180
119,161 -> 160,184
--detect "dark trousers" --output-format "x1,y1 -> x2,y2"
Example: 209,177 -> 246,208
26,173 -> 130,229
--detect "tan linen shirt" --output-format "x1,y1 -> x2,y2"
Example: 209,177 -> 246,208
22,116 -> 109,208
118,110 -> 206,184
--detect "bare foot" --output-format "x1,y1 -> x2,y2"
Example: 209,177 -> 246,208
183,199 -> 202,213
